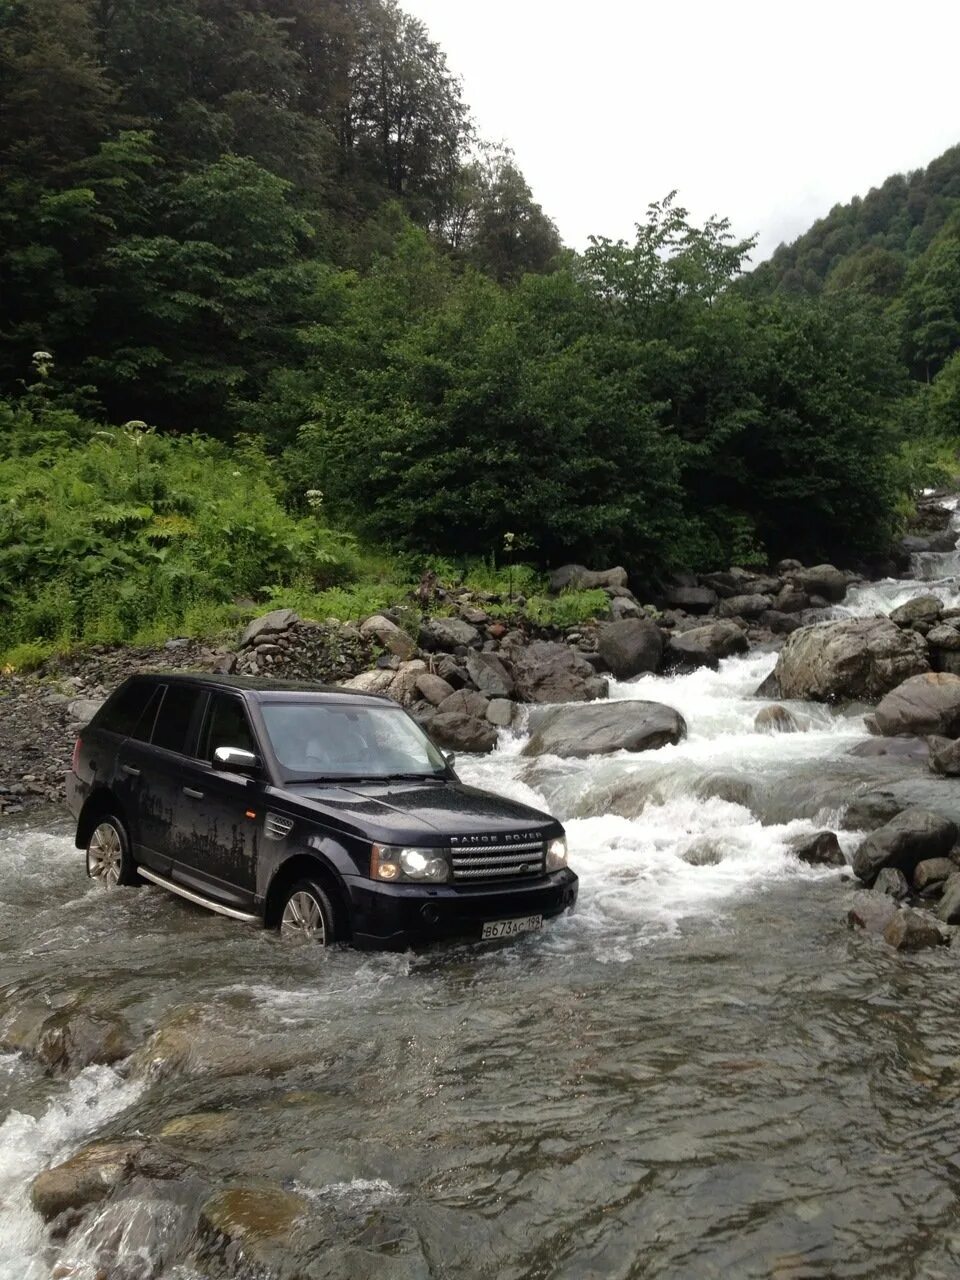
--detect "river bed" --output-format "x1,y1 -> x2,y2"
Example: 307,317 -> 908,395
3,556 -> 960,1278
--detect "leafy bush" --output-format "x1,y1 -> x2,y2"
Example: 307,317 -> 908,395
0,414 -> 353,658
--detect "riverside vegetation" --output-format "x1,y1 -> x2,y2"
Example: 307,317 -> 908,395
2,0 -> 960,672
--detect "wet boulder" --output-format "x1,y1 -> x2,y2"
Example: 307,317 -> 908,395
937,873 -> 960,923
716,593 -> 774,619
596,619 -> 664,680
787,564 -> 850,604
774,585 -> 810,614
508,641 -> 608,703
929,736 -> 960,776
759,610 -> 803,635
851,807 -> 957,886
926,622 -> 960,651
788,831 -> 844,866
465,652 -> 514,699
755,705 -> 800,734
486,698 -> 514,728
772,617 -> 929,703
31,1140 -> 186,1221
0,1002 -> 132,1076
429,711 -> 497,754
848,735 -> 930,759
873,867 -> 910,898
883,909 -> 949,952
523,700 -> 686,760
914,857 -> 956,892
889,595 -> 942,628
437,689 -> 490,720
874,672 -> 960,738
663,620 -> 748,672
847,891 -> 898,934
844,791 -> 904,831
198,1186 -> 308,1267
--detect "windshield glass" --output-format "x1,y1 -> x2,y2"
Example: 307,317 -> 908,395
260,701 -> 448,781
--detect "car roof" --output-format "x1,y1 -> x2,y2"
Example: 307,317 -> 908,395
120,672 -> 394,705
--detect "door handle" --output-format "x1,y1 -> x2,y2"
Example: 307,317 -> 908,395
121,765 -> 141,778
182,787 -> 204,800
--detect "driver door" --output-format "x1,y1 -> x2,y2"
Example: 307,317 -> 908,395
171,692 -> 263,909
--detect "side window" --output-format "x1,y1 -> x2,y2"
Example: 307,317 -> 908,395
151,685 -> 202,755
201,694 -> 257,763
95,682 -> 154,737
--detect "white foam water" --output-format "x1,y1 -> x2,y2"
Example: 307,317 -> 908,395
0,1065 -> 142,1280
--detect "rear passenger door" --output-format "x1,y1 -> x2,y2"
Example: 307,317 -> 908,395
118,683 -> 203,875
171,692 -> 261,909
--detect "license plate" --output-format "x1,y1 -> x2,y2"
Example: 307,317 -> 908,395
481,914 -> 543,940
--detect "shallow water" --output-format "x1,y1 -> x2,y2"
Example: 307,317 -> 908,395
3,552 -> 960,1278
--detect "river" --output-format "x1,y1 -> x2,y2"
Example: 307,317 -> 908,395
3,533 -> 960,1279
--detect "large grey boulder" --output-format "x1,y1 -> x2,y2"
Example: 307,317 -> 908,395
663,621 -> 748,672
787,564 -> 850,604
429,712 -> 497,754
773,617 -> 929,703
465,652 -> 514,699
549,564 -> 629,593
851,807 -> 957,885
889,595 -> 942,628
415,673 -> 455,706
788,831 -> 844,866
716,593 -> 774,619
239,608 -> 298,647
68,697 -> 105,725
937,874 -> 960,923
596,619 -> 664,680
508,641 -> 608,703
662,584 -> 718,613
437,689 -> 490,720
926,622 -> 960,651
874,672 -> 960,738
522,700 -> 686,759
359,614 -> 416,660
883,910 -> 948,952
930,736 -> 960,776
419,618 -> 482,652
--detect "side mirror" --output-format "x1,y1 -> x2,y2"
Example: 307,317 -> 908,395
443,751 -> 456,769
214,746 -> 260,772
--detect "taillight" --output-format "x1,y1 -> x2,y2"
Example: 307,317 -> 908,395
71,738 -> 82,773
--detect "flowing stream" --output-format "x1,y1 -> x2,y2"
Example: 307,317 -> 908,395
4,531 -> 960,1278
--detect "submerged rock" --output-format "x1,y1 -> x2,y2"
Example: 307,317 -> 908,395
883,909 -> 949,952
31,1141 -> 186,1221
852,807 -> 958,886
789,831 -> 844,866
874,672 -> 960,738
522,700 -> 686,759
844,792 -> 904,831
773,617 -> 929,703
755,705 -> 800,734
0,1002 -> 132,1076
847,892 -> 898,934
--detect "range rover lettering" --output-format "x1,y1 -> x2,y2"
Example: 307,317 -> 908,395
66,675 -> 578,948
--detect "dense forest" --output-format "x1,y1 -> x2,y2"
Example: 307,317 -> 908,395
1,0 -> 958,662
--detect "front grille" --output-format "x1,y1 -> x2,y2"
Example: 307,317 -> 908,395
449,833 -> 546,882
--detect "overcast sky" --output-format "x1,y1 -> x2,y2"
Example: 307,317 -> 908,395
402,0 -> 960,264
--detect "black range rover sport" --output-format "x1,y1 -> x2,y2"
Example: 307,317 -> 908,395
66,674 -> 577,949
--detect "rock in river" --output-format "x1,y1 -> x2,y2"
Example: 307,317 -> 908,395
788,830 -> 844,866
663,620 -> 748,672
851,807 -> 958,886
773,617 -> 929,703
596,618 -> 664,680
522,701 -> 686,759
508,640 -> 608,703
883,909 -> 949,952
755,705 -> 800,734
874,672 -> 960,738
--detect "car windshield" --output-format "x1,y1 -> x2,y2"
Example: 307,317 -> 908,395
260,701 -> 448,781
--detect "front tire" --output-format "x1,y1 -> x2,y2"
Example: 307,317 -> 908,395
86,816 -> 139,887
278,879 -> 338,944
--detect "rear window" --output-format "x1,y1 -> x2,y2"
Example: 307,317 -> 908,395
95,682 -> 159,739
151,685 -> 202,755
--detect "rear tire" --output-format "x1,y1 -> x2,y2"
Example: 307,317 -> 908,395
86,815 -> 139,887
278,879 -> 338,944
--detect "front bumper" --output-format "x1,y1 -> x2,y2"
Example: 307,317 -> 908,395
345,868 -> 578,950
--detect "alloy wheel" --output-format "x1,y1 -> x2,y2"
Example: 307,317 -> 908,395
88,822 -> 123,886
280,890 -> 326,942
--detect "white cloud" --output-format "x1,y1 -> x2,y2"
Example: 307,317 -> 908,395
403,0 -> 960,262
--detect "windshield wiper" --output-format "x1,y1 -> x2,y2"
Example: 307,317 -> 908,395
295,772 -> 445,784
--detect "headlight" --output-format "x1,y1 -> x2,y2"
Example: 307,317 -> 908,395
370,843 -> 450,883
546,836 -> 568,871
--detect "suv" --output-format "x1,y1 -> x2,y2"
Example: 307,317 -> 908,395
66,674 -> 577,949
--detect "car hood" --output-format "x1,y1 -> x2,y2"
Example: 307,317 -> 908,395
281,778 -> 558,844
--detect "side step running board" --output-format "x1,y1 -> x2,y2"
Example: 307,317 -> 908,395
138,866 -> 262,925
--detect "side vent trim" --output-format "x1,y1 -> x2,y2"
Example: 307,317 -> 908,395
264,812 -> 294,841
